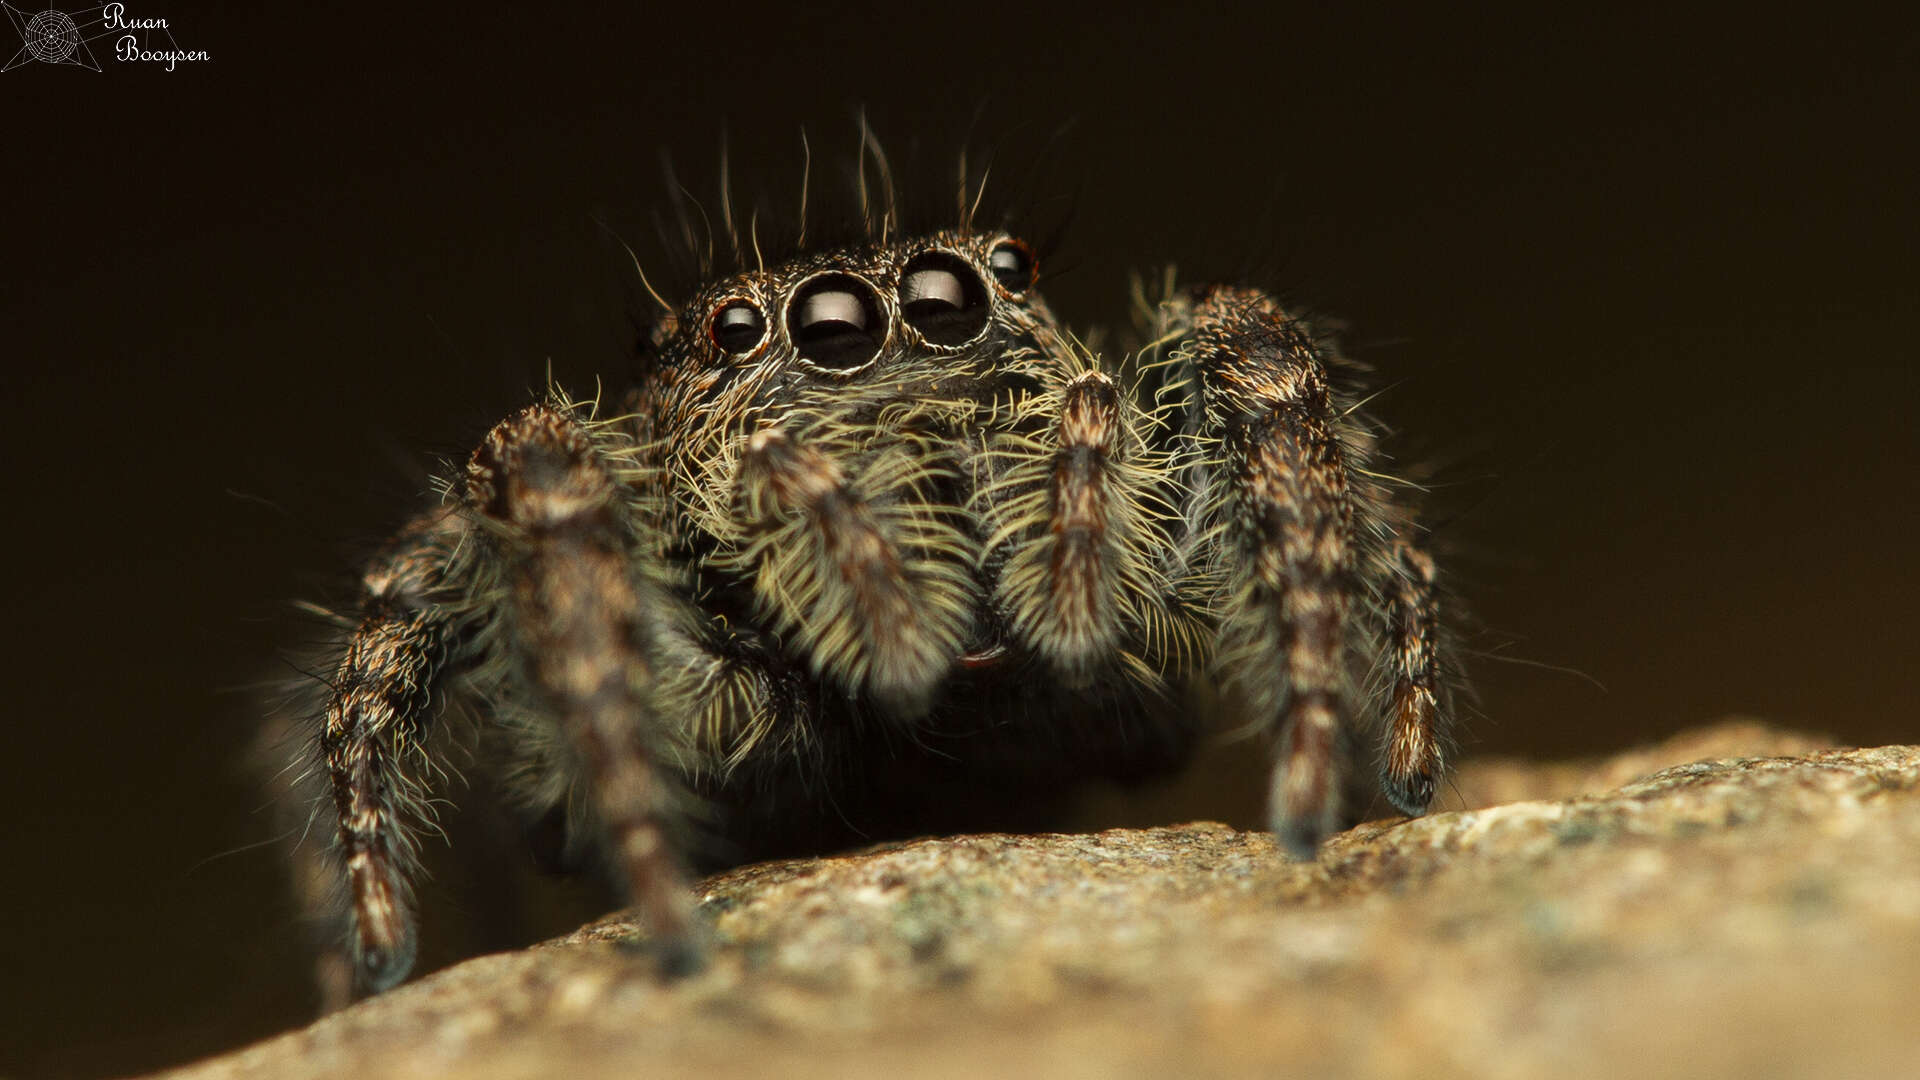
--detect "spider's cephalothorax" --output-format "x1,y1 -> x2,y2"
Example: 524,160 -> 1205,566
285,179 -> 1459,1002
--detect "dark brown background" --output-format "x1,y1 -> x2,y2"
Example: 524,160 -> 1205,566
3,6 -> 1915,1077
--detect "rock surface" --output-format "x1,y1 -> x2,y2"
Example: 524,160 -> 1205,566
156,723 -> 1920,1080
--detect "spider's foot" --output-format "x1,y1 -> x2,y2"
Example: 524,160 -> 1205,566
354,931 -> 418,995
1381,769 -> 1437,819
1269,772 -> 1340,861
617,928 -> 710,980
1272,812 -> 1334,862
1270,705 -> 1342,860
654,933 -> 709,979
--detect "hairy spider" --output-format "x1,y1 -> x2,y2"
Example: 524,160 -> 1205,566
277,144 -> 1459,1003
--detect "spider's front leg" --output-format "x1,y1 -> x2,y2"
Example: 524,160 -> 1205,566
466,405 -> 702,971
1177,285 -> 1451,855
312,510 -> 472,998
306,402 -> 773,1003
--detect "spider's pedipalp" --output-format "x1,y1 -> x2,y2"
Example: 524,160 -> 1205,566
1035,372 -> 1130,673
980,366 -> 1180,686
730,420 -> 976,716
467,404 -> 702,965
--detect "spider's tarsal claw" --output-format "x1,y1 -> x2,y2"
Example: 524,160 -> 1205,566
1271,808 -> 1332,862
1268,698 -> 1343,861
617,930 -> 710,980
1382,771 -> 1436,818
1270,752 -> 1340,859
354,932 -> 418,995
654,933 -> 710,979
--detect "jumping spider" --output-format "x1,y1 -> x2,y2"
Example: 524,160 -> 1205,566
283,153 -> 1459,1001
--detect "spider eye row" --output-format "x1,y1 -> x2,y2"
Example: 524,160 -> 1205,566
708,240 -> 1035,368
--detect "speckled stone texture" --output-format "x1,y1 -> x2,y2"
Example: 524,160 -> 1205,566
156,723 -> 1920,1080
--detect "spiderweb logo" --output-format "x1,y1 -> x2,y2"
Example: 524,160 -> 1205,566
3,4 -> 102,70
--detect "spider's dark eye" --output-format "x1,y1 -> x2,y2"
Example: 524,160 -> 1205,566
711,301 -> 766,354
987,240 -> 1036,293
900,252 -> 989,346
787,274 -> 884,369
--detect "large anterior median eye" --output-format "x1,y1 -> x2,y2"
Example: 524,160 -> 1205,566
711,300 -> 766,354
788,274 -> 884,369
900,251 -> 989,346
987,239 -> 1037,294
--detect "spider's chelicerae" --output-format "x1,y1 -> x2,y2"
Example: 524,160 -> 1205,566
283,149 -> 1459,1001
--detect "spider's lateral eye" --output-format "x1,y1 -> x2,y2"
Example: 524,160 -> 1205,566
711,300 -> 766,354
987,240 -> 1036,293
788,274 -> 884,370
900,251 -> 990,346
